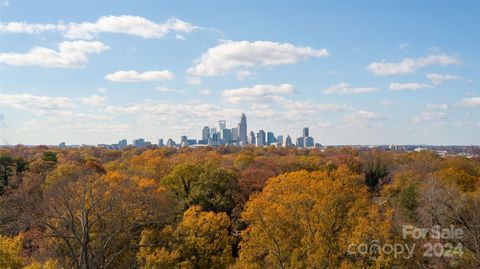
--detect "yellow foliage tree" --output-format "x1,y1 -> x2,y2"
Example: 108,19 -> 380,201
235,168 -> 394,268
137,206 -> 234,269
0,234 -> 24,269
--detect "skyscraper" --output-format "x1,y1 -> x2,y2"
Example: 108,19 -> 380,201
256,130 -> 266,146
249,131 -> 256,145
303,127 -> 309,138
239,113 -> 247,143
277,135 -> 284,145
158,139 -> 164,147
267,132 -> 276,145
221,128 -> 232,143
202,126 -> 210,141
231,127 -> 239,142
285,135 -> 293,147
219,120 -> 226,130
296,137 -> 304,148
304,136 -> 314,147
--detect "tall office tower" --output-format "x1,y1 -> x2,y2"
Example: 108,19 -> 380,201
256,130 -> 266,146
239,113 -> 247,143
219,120 -> 226,130
304,136 -> 314,148
212,132 -> 219,142
267,132 -> 276,145
249,131 -> 256,145
210,127 -> 217,135
158,139 -> 164,147
221,128 -> 232,143
231,127 -> 239,142
133,138 -> 145,147
285,135 -> 293,147
118,139 -> 128,148
296,137 -> 304,148
277,135 -> 284,145
202,126 -> 210,141
303,127 -> 309,138
181,135 -> 188,145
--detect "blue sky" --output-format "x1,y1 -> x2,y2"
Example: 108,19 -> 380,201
0,0 -> 479,145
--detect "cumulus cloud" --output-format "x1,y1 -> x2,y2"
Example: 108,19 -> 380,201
368,54 -> 460,76
0,16 -> 198,39
0,93 -> 74,111
80,95 -> 107,107
199,89 -> 212,95
425,104 -> 448,110
188,40 -> 329,77
0,40 -> 109,67
322,82 -> 378,95
156,86 -> 184,93
105,70 -> 175,82
413,111 -> 448,123
460,97 -> 480,106
426,73 -> 459,85
389,82 -> 431,91
344,110 -> 385,122
222,84 -> 295,104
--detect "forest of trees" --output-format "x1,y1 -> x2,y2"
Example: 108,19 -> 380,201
0,145 -> 479,268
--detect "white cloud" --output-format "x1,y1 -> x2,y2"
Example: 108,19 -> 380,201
222,84 -> 295,104
156,86 -> 184,93
460,97 -> 480,106
188,40 -> 329,77
97,88 -> 108,93
105,70 -> 175,82
0,16 -> 198,39
0,41 -> 109,67
322,82 -> 378,95
186,76 -> 202,85
80,95 -> 107,107
344,110 -> 385,122
0,93 -> 74,111
199,89 -> 211,95
368,54 -> 460,76
389,82 -> 430,91
426,73 -> 459,85
426,104 -> 448,110
413,111 -> 448,123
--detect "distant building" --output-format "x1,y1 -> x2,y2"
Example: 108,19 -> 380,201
249,131 -> 256,145
267,132 -> 276,145
304,136 -> 314,148
219,120 -> 226,130
285,135 -> 293,147
212,132 -> 220,142
119,139 -> 128,148
231,127 -> 239,142
58,142 -> 66,148
158,139 -> 164,147
303,127 -> 309,138
166,138 -> 176,148
133,138 -> 145,147
221,128 -> 232,143
277,135 -> 284,145
239,113 -> 248,143
256,130 -> 266,146
296,137 -> 304,148
202,126 -> 210,141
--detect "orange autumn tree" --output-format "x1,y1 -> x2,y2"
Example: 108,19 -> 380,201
235,167 -> 394,268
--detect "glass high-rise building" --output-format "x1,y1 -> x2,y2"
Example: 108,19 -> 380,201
303,127 -> 309,138
239,113 -> 247,143
202,126 -> 210,141
256,130 -> 266,146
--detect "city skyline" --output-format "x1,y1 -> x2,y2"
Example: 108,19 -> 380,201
96,113 -> 316,149
0,1 -> 479,145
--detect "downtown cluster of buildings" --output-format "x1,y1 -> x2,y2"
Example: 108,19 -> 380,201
97,113 -> 318,149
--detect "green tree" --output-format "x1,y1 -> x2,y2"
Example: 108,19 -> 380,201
0,155 -> 15,194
